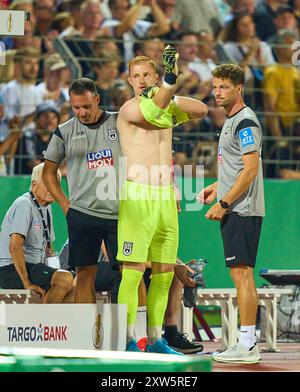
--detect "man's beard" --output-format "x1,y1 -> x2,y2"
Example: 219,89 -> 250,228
21,74 -> 36,83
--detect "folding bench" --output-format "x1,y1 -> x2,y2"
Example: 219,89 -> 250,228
0,289 -> 31,304
181,287 -> 294,351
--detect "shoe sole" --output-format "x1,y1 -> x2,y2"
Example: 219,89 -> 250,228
146,349 -> 184,355
213,356 -> 261,364
170,346 -> 204,354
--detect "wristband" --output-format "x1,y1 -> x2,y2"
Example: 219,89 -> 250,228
163,72 -> 177,86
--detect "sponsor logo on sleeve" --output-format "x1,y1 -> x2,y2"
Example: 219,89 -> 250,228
86,148 -> 114,169
239,128 -> 255,147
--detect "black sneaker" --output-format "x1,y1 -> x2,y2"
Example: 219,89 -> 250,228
163,332 -> 204,354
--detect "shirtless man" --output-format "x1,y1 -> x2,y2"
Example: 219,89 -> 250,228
117,46 -> 208,354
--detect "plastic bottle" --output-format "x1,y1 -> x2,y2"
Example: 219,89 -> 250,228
187,258 -> 208,286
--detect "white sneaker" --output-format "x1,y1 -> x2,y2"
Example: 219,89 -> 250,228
212,343 -> 261,364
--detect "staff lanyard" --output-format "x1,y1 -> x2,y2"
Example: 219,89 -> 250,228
30,192 -> 51,251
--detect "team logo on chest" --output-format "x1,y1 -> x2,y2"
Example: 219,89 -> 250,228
223,127 -> 230,139
108,128 -> 117,141
122,241 -> 133,256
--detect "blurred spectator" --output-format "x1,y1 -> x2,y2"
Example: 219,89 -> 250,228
63,0 -> 109,76
144,0 -> 176,40
220,0 -> 256,25
267,5 -> 299,48
134,38 -> 164,65
174,94 -> 226,177
36,53 -> 70,109
49,12 -> 73,35
88,35 -> 125,78
102,0 -> 169,67
79,0 -> 109,40
192,139 -> 218,178
0,94 -> 9,140
175,31 -> 213,101
213,0 -> 232,24
12,18 -> 41,52
60,66 -> 72,92
2,0 -> 37,50
267,120 -> 300,179
11,0 -> 36,26
198,94 -> 227,140
226,0 -> 255,18
229,0 -> 256,17
14,102 -> 60,174
173,119 -> 202,168
93,54 -> 131,110
253,0 -> 282,41
0,95 -> 22,176
195,30 -> 217,83
92,35 -> 121,57
222,12 -> 275,109
172,0 -> 223,37
291,0 -> 300,25
33,0 -> 55,37
59,0 -> 82,37
59,104 -> 72,124
1,47 -> 40,134
263,29 -> 300,142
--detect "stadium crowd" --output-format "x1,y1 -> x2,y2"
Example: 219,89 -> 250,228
0,0 -> 300,179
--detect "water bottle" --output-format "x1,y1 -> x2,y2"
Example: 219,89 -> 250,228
187,258 -> 208,286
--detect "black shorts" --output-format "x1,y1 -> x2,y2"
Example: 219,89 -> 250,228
220,213 -> 263,268
0,263 -> 57,291
67,208 -> 118,269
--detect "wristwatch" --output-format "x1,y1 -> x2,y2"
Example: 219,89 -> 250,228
219,199 -> 229,209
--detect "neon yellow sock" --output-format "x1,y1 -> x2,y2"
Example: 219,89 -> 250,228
147,272 -> 174,339
118,268 -> 143,338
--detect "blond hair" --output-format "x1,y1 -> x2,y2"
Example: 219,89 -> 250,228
14,46 -> 40,63
128,56 -> 157,75
80,0 -> 101,13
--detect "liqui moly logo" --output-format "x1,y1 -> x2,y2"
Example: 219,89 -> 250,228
86,149 -> 114,169
7,324 -> 67,342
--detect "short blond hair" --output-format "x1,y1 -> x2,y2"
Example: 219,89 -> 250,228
14,46 -> 40,63
128,56 -> 157,75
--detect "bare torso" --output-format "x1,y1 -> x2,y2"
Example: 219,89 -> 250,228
118,97 -> 173,185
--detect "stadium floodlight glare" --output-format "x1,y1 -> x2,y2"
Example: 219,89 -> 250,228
0,10 -> 29,36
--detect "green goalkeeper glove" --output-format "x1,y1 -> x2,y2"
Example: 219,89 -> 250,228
161,45 -> 179,86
